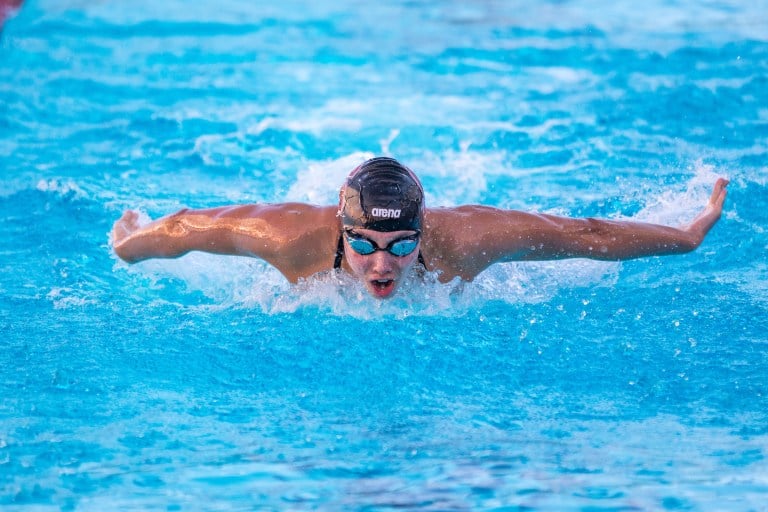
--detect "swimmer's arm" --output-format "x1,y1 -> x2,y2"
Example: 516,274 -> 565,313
111,205 -> 280,263
485,178 -> 729,263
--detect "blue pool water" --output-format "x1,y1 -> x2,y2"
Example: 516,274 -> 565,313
2,0 -> 768,509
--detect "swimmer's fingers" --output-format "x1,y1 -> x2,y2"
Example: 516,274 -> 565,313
120,210 -> 139,225
709,177 -> 729,210
684,178 -> 729,243
701,177 -> 728,223
112,210 -> 141,243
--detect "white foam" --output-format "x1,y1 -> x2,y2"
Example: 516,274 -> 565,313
633,160 -> 726,226
47,287 -> 97,310
35,178 -> 87,199
379,129 -> 400,154
115,251 -> 270,306
113,247 -> 622,319
472,259 -> 620,304
284,152 -> 374,204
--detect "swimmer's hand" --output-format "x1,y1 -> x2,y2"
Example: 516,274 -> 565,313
112,210 -> 141,246
111,206 -> 255,263
682,177 -> 729,245
112,210 -> 148,262
112,209 -> 190,263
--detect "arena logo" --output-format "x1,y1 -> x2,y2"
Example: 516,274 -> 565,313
371,208 -> 401,219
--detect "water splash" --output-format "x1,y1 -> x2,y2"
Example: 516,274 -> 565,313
285,152 -> 373,204
634,160 -> 726,226
104,160 -> 728,317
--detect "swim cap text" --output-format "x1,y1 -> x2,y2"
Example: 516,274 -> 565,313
371,208 -> 401,219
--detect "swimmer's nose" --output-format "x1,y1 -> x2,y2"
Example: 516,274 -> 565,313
369,251 -> 394,275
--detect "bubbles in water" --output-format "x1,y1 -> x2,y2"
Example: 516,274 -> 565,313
634,159 -> 725,226
113,246 -> 623,319
285,152 -> 374,204
35,178 -> 87,199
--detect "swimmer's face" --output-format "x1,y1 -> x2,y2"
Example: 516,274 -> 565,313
342,228 -> 421,299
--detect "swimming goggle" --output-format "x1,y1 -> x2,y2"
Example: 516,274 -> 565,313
344,230 -> 420,257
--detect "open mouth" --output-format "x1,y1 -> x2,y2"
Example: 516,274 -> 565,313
370,278 -> 395,298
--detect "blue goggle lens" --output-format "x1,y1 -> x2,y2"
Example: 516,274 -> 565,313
345,232 -> 419,257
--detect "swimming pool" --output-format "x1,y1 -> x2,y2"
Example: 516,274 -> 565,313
2,0 -> 767,509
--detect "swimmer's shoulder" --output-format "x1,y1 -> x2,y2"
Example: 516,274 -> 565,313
425,204 -> 540,233
273,204 -> 340,280
256,203 -> 338,225
193,202 -> 338,253
210,203 -> 339,281
205,203 -> 338,230
422,205 -> 531,281
422,207 -> 486,281
237,203 -> 341,247
424,205 -> 513,233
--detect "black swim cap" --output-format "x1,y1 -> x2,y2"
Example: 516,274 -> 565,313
339,157 -> 424,232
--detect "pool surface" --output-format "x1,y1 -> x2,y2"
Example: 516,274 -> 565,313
2,0 -> 768,510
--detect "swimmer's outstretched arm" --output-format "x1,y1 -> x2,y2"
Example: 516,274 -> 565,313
438,178 -> 729,276
505,178 -> 729,261
112,207 -> 267,263
111,203 -> 340,282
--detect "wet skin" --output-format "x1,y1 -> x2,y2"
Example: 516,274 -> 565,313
340,228 -> 421,299
111,178 -> 729,300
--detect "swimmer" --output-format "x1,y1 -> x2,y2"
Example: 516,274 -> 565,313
112,157 -> 729,299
